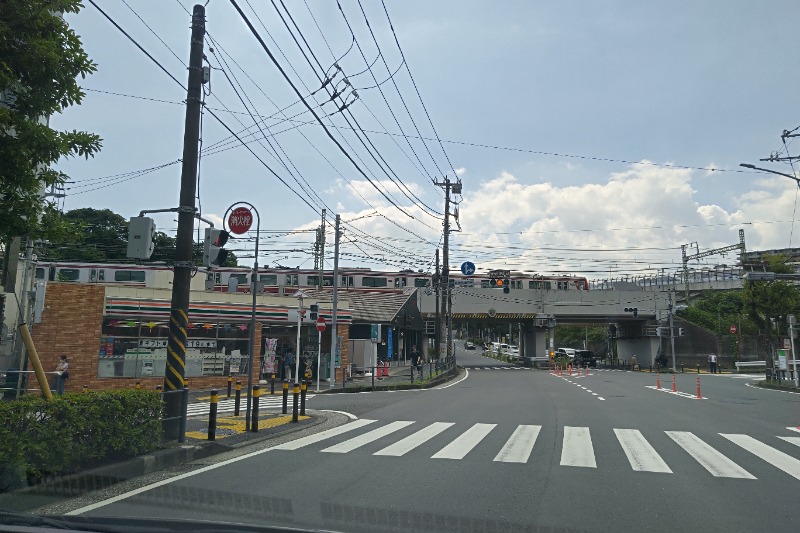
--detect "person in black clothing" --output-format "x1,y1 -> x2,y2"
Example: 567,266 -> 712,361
410,346 -> 422,377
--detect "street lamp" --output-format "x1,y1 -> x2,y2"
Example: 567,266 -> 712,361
739,163 -> 800,186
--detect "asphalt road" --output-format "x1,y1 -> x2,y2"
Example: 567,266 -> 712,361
64,346 -> 800,532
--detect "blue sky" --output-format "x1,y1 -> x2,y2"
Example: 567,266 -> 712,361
52,0 -> 800,279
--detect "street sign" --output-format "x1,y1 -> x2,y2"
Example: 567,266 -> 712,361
316,317 -> 326,332
228,206 -> 253,235
460,261 -> 476,276
730,324 -> 736,334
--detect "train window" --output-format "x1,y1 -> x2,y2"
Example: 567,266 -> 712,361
394,277 -> 407,288
448,279 -> 455,287
259,274 -> 278,286
342,276 -> 354,287
481,280 -> 491,288
308,275 -> 334,287
414,278 -> 429,287
285,274 -> 298,286
557,281 -> 568,290
231,274 -> 248,285
35,268 -> 45,279
362,276 -> 387,287
57,269 -> 80,282
98,270 -> 105,281
515,280 -> 522,289
115,270 -> 146,282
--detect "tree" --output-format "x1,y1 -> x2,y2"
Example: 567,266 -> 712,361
0,0 -> 102,245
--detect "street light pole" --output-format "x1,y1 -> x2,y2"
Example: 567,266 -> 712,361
739,163 -> 800,186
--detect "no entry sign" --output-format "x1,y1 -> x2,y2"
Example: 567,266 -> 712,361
316,317 -> 327,332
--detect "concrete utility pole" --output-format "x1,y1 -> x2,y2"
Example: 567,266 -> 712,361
434,177 -> 460,359
163,4 -> 205,440
668,290 -> 676,372
434,248 -> 440,358
329,214 -> 340,387
318,209 -> 326,289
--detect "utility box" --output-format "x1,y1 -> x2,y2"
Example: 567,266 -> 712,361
127,217 -> 156,259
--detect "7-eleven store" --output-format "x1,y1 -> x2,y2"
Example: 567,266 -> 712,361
30,283 -> 352,392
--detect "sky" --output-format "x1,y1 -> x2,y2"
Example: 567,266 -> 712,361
51,0 -> 800,282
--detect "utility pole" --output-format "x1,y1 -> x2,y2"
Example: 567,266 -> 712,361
163,4 -> 205,440
313,209 -> 326,288
329,214 -> 340,387
434,177 -> 461,359
434,248 -> 440,359
668,290 -> 676,372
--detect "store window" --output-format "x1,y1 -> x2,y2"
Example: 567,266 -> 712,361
99,316 -> 252,379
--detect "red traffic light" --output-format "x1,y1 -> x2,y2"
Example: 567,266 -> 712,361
496,279 -> 504,286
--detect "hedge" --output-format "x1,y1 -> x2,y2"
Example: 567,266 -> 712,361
0,389 -> 163,489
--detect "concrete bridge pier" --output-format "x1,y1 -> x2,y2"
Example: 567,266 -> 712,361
522,320 -> 548,360
615,336 -> 660,366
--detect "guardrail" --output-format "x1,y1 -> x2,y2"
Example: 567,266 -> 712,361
735,361 -> 766,371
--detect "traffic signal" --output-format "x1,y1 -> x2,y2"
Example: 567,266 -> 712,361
309,304 -> 319,321
489,272 -> 511,293
624,307 -> 639,317
678,327 -> 686,337
203,228 -> 230,267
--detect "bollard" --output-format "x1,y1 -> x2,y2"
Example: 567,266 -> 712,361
681,364 -> 684,374
178,386 -> 189,443
135,381 -> 140,389
372,366 -> 376,387
270,373 -> 276,395
208,389 -> 218,441
300,380 -> 307,416
234,380 -> 242,417
292,383 -> 300,423
649,364 -> 652,373
156,384 -> 162,391
656,372 -> 661,390
671,374 -> 677,393
282,379 -> 289,414
585,365 -> 589,377
250,385 -> 260,432
696,376 -> 702,399
227,376 -> 232,399
697,363 -> 700,374
82,385 -> 88,393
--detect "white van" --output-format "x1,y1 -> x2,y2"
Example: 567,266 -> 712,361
491,342 -> 510,355
508,345 -> 520,359
556,347 -> 576,360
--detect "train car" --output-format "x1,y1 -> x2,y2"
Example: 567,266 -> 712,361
27,262 -> 589,294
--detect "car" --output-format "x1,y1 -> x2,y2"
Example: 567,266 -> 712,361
464,342 -> 476,350
574,349 -> 597,367
556,347 -> 576,360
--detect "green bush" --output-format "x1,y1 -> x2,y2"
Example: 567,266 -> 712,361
0,390 -> 163,486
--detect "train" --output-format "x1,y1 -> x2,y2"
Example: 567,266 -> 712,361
30,261 -> 590,293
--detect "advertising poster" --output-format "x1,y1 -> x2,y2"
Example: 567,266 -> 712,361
262,338 -> 277,374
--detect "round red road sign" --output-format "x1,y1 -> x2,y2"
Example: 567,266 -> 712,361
228,206 -> 253,235
316,316 -> 326,332
730,324 -> 737,334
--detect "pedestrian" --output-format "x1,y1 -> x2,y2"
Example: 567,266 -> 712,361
55,355 -> 69,395
708,353 -> 717,374
285,351 -> 295,380
410,346 -> 421,377
631,354 -> 639,371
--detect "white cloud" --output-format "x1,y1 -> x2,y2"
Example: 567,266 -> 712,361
455,167 -> 466,176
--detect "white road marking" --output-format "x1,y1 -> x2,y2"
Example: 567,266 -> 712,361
493,425 -> 541,463
374,422 -> 454,456
665,431 -> 754,479
614,429 -> 672,473
787,427 -> 800,434
560,426 -> 596,468
273,419 -> 377,450
321,421 -> 414,453
778,436 -> 800,448
432,423 -> 496,460
721,434 -> 800,480
436,367 -> 469,389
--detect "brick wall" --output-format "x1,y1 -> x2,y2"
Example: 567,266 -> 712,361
31,283 -> 105,393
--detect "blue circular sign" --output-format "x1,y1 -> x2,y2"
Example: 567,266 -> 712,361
460,261 -> 476,276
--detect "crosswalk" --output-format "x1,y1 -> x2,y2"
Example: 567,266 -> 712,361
186,394 -> 315,417
272,419 -> 800,481
468,366 -> 530,371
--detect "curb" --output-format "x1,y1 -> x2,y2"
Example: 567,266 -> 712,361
315,367 -> 459,394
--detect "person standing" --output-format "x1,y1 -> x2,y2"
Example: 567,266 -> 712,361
55,355 -> 69,395
284,351 -> 295,380
708,353 -> 718,374
410,345 -> 421,378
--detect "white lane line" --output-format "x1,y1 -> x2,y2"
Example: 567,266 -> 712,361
493,425 -> 541,463
591,393 -> 598,396
778,436 -> 800,448
598,397 -> 605,400
272,419 -> 377,450
374,422 -> 454,456
321,421 -> 415,453
431,423 -> 496,460
560,426 -> 596,468
665,431 -> 755,479
614,429 -> 672,473
721,434 -> 800,481
436,367 -> 469,389
788,427 -> 800,434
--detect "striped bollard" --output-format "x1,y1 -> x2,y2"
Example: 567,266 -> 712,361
208,389 -> 218,441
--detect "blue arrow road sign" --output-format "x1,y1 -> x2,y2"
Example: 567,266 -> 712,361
460,261 -> 476,276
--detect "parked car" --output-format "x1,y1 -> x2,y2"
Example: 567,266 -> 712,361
464,341 -> 476,350
555,347 -> 576,360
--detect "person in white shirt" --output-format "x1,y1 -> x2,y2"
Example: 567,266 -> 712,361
708,353 -> 718,374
